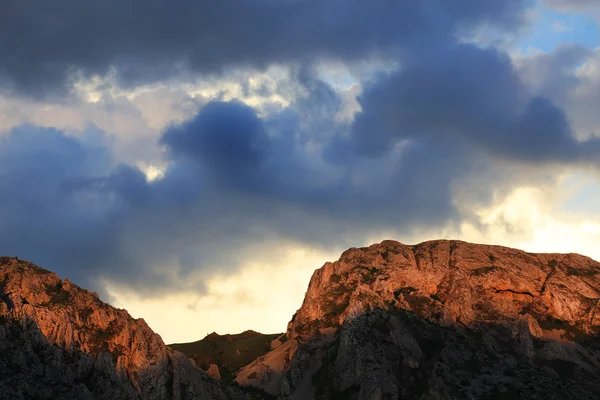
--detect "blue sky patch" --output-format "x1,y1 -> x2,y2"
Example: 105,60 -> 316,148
522,6 -> 600,53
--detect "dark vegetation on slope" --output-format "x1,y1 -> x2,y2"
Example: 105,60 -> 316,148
170,330 -> 281,382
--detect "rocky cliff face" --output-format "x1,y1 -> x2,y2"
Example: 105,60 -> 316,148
0,257 -> 245,400
235,240 -> 600,399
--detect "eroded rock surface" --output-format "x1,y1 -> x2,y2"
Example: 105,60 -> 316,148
235,240 -> 600,399
0,257 -> 245,400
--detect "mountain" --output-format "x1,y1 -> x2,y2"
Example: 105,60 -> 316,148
235,240 -> 600,399
170,331 -> 282,383
0,256 -> 244,400
2,240 -> 600,399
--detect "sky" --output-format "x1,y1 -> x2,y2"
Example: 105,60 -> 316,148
1,0 -> 600,344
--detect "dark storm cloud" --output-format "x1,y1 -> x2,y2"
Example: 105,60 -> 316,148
161,101 -> 270,190
0,127 -> 122,283
0,0 -> 530,96
517,45 -> 600,139
0,86 -> 476,297
349,44 -> 600,163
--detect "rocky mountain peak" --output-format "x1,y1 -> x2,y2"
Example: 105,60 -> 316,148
0,256 -> 244,400
289,239 -> 600,342
235,240 -> 600,398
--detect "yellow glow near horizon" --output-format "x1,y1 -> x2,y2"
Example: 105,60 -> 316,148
109,247 -> 337,344
459,185 -> 600,261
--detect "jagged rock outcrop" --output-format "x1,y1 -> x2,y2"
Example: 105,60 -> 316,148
0,257 -> 245,400
235,240 -> 600,399
207,364 -> 222,381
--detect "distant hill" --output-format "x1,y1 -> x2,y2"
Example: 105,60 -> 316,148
169,330 -> 282,383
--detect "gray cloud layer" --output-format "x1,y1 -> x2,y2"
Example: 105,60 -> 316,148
349,44 -> 600,163
0,0 -> 528,97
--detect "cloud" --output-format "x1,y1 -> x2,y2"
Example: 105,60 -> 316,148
161,101 -> 270,189
517,45 -> 600,140
0,85 -> 206,168
0,127 -> 118,283
0,0 -> 530,97
349,43 -> 600,164
1,62 -> 594,301
0,80 -> 470,298
2,0 -> 600,307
